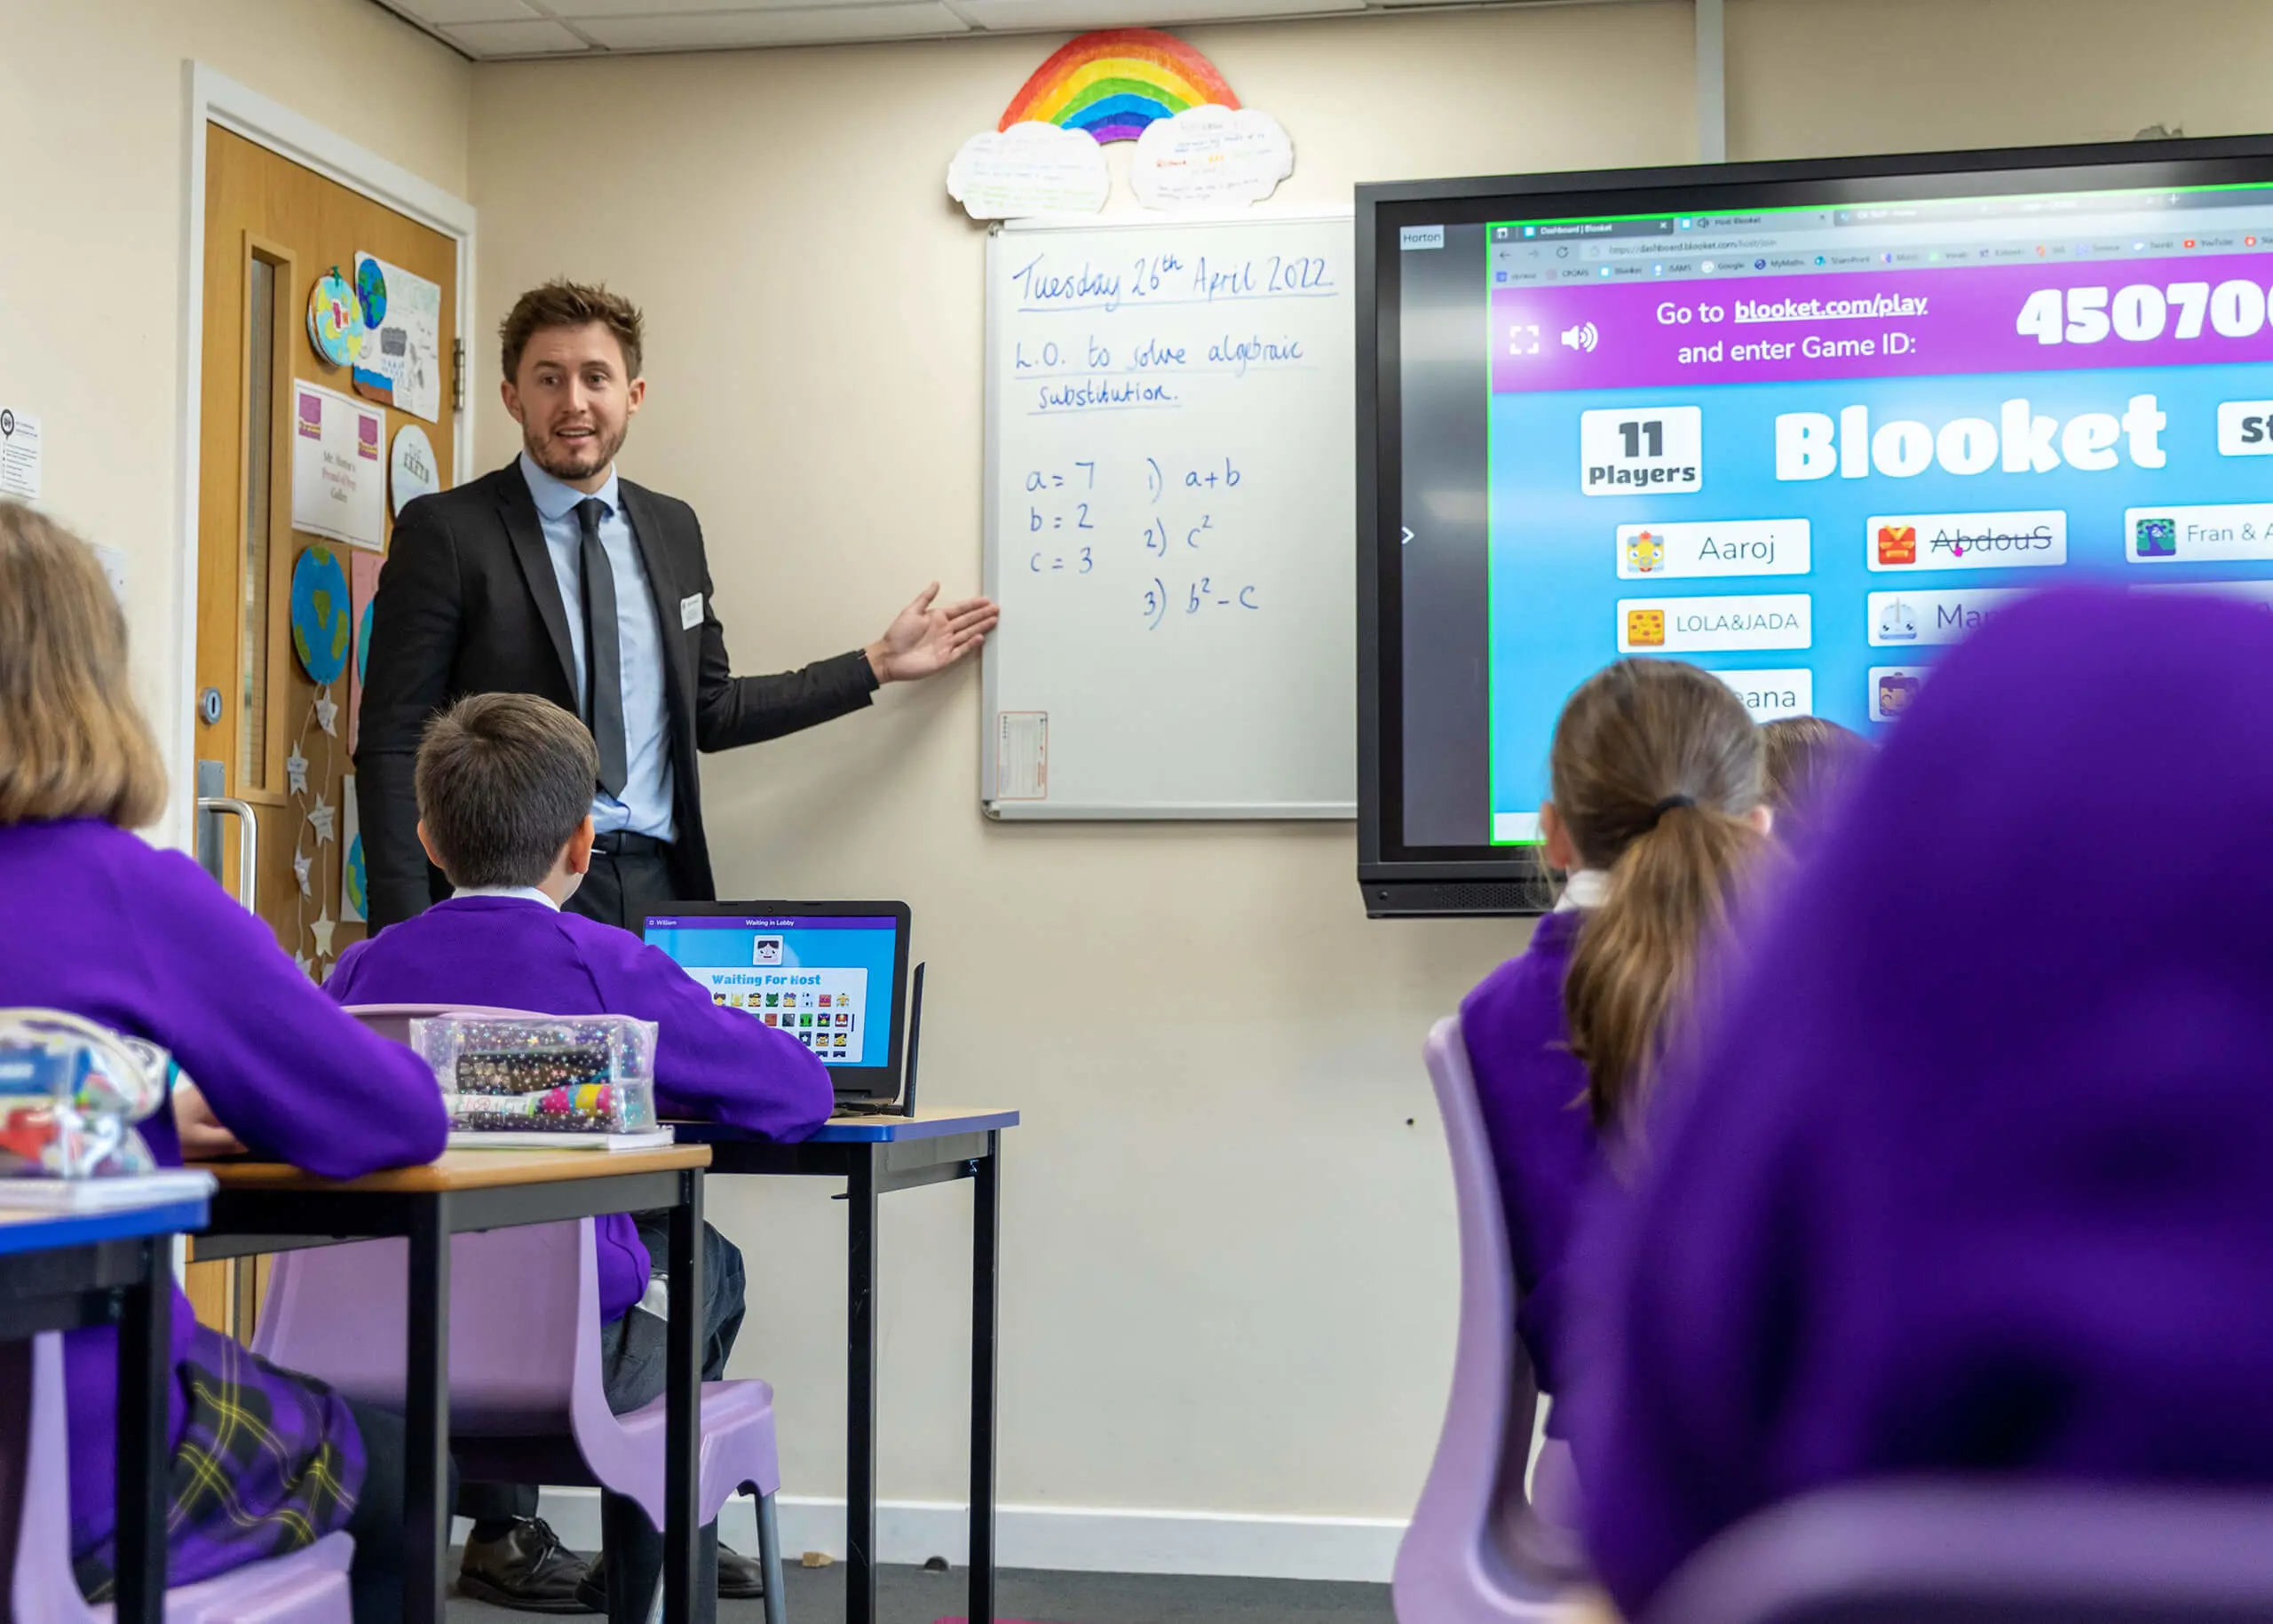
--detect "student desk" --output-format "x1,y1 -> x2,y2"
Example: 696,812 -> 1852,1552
0,1195 -> 208,1624
194,1147 -> 711,1624
674,1107 -> 1019,1624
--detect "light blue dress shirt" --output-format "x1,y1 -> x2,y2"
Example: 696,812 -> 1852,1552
519,452 -> 676,840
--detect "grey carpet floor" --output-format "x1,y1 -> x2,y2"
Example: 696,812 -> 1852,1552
444,1557 -> 1396,1622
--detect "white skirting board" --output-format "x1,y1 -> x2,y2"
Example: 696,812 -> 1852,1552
511,1490 -> 1407,1584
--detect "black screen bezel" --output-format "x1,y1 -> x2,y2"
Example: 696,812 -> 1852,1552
642,899 -> 913,1102
1356,134 -> 2273,908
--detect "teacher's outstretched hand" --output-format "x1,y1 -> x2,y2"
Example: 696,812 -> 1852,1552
867,582 -> 1002,684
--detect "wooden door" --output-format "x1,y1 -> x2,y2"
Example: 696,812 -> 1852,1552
187,127 -> 458,1328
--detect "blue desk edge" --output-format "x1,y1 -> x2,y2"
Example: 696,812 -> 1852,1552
676,1107 -> 1021,1145
0,1196 -> 211,1257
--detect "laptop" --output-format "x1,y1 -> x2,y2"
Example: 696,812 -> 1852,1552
642,901 -> 914,1107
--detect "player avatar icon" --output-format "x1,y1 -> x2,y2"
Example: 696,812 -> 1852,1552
752,936 -> 784,966
2134,516 -> 2178,558
1626,607 -> 1667,647
1876,525 -> 1917,566
1878,598 -> 1918,642
1625,529 -> 1666,574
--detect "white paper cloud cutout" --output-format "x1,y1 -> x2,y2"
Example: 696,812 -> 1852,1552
947,122 -> 1110,220
1129,107 -> 1295,211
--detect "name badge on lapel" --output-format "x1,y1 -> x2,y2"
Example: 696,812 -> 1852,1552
680,593 -> 703,630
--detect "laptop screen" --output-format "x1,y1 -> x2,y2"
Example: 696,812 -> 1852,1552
644,913 -> 900,1070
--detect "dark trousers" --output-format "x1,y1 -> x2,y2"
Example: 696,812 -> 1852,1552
566,843 -> 680,935
459,837 -> 682,1537
346,1398 -> 458,1623
593,1216 -> 748,1624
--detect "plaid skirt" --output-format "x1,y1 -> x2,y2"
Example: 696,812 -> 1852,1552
74,1324 -> 365,1602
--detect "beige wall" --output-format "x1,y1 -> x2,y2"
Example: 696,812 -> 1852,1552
470,2 -> 1695,1525
0,0 -> 471,820
1728,0 -> 2273,158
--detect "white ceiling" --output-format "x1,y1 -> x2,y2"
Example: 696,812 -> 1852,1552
374,0 -> 1547,59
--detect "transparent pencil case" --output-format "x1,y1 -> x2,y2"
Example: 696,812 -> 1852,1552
0,1009 -> 169,1179
408,1014 -> 659,1136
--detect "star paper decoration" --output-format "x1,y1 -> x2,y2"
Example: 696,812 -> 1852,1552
309,796 -> 336,844
293,851 -> 312,897
286,745 -> 309,797
314,691 -> 339,736
310,911 -> 337,959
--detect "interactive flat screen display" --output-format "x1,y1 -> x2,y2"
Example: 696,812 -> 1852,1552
645,913 -> 899,1068
1358,139 -> 2273,911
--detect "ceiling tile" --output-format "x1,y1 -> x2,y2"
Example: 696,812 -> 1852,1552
541,0 -> 820,16
570,4 -> 970,47
955,0 -> 1358,28
384,0 -> 541,24
440,16 -> 595,52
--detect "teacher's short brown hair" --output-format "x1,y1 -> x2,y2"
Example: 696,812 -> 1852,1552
499,280 -> 645,383
0,502 -> 165,829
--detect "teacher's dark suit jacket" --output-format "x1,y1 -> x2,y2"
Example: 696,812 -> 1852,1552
357,461 -> 877,931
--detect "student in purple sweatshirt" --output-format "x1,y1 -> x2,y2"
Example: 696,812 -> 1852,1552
1574,589 -> 2273,1616
328,690 -> 832,1615
0,503 -> 449,1619
1461,659 -> 1773,1435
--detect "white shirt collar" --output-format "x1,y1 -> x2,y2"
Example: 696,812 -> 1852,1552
519,449 -> 620,522
449,884 -> 562,912
1556,869 -> 1612,912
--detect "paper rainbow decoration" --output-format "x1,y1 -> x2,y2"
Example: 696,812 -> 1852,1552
998,29 -> 1239,144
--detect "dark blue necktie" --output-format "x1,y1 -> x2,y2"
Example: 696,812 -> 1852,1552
574,497 -> 629,796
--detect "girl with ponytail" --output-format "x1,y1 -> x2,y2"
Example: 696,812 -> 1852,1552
1554,660 -> 1777,1132
1458,657 -> 1773,1438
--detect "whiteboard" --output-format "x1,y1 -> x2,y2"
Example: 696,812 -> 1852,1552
980,213 -> 1357,820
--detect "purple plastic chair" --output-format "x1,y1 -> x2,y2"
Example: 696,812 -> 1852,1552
1643,1480 -> 2273,1624
1393,1015 -> 1577,1624
1,1334 -> 353,1622
251,1002 -> 790,1624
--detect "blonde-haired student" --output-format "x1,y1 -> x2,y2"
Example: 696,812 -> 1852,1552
1459,659 -> 1774,1440
0,503 -> 448,1619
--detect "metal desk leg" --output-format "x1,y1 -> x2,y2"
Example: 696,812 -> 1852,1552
406,1196 -> 453,1624
115,1237 -> 171,1624
665,1168 -> 705,1622
970,1134 -> 1001,1624
847,1148 -> 879,1624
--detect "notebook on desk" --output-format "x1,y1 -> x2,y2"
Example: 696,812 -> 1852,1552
643,901 -> 915,1108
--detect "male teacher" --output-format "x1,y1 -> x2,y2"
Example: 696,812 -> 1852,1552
354,281 -> 996,1610
360,279 -> 997,936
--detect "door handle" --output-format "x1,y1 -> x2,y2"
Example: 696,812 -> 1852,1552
195,797 -> 259,913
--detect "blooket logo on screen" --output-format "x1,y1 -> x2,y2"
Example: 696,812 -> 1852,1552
752,936 -> 784,966
2134,516 -> 2179,558
1876,525 -> 1918,566
1626,608 -> 1667,647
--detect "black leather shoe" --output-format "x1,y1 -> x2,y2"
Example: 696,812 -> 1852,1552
457,1517 -> 597,1614
717,1543 -> 767,1599
572,1546 -> 766,1609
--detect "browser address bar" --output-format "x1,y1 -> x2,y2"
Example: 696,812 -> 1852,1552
1594,234 -> 1783,257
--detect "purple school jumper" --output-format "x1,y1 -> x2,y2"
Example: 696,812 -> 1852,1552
0,819 -> 447,1587
1573,588 -> 2273,1616
1459,907 -> 1601,1428
329,895 -> 834,1319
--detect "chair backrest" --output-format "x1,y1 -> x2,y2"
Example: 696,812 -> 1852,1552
1644,1480 -> 2273,1624
253,1219 -> 597,1435
1392,1014 -> 1562,1622
7,1334 -> 94,1623
341,1002 -> 545,1046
